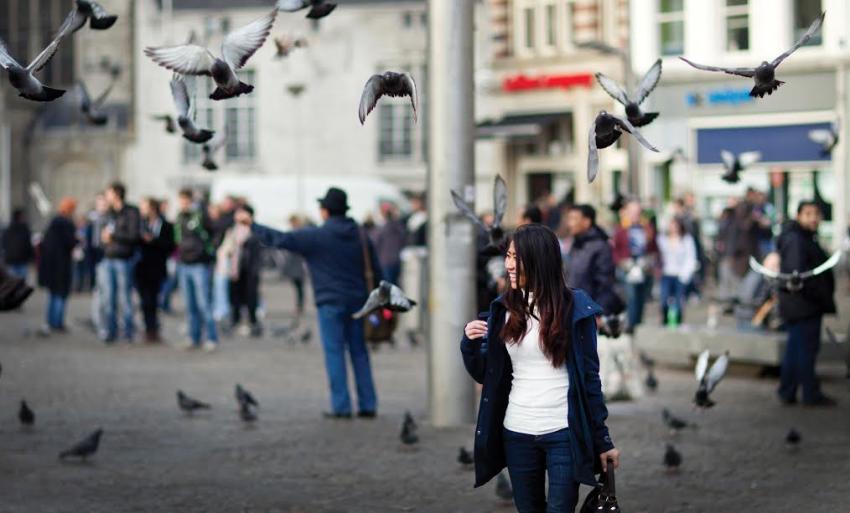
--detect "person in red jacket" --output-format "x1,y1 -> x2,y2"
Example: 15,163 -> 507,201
611,199 -> 657,332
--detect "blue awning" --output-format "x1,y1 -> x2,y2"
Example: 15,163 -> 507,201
696,122 -> 832,164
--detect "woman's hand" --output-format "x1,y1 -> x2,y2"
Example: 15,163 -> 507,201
464,320 -> 488,340
600,448 -> 620,471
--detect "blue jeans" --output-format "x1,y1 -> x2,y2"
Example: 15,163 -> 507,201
316,304 -> 378,415
179,263 -> 218,345
159,264 -> 179,312
503,428 -> 578,513
381,262 -> 402,285
98,258 -> 136,341
46,293 -> 67,329
659,275 -> 686,323
213,272 -> 231,322
7,263 -> 28,281
779,316 -> 823,403
624,280 -> 648,328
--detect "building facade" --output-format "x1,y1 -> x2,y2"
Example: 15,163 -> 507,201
630,0 -> 849,246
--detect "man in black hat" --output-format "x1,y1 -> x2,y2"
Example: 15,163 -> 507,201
236,187 -> 383,419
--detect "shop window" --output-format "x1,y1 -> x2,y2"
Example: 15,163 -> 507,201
794,0 -> 822,47
658,0 -> 685,56
524,7 -> 535,50
725,0 -> 749,52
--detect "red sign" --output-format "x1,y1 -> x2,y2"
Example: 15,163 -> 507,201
503,73 -> 593,92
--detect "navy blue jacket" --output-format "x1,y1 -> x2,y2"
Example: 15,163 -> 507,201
460,288 -> 615,488
566,225 -> 624,315
252,217 -> 382,308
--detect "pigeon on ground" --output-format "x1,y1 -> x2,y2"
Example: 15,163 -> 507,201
662,408 -> 689,432
59,428 -> 103,461
352,281 -> 417,319
0,26 -> 71,102
59,1 -> 118,34
277,0 -> 337,19
588,110 -> 659,183
300,329 -> 311,344
201,132 -> 226,171
18,400 -> 34,426
177,390 -> 211,414
663,444 -> 682,472
495,472 -> 513,501
679,12 -> 825,98
76,80 -> 114,126
145,9 -> 277,100
720,150 -> 761,184
235,384 -> 259,408
808,122 -> 839,157
273,36 -> 308,58
239,401 -> 258,423
403,410 -> 418,433
645,368 -> 658,392
451,175 -> 508,248
169,75 -> 214,144
152,114 -> 177,134
694,350 -> 729,408
749,251 -> 841,292
595,58 -> 662,127
400,421 -> 418,446
358,71 -> 418,125
458,447 -> 474,466
785,428 -> 801,447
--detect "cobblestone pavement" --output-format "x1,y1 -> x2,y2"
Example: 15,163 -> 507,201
1,279 -> 849,513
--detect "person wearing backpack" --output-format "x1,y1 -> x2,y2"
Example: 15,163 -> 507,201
174,189 -> 218,351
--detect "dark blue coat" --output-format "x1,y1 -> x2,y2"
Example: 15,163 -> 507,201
566,225 -> 624,315
460,288 -> 615,488
252,217 -> 382,308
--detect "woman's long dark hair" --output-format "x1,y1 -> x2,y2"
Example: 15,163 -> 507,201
500,224 -> 573,368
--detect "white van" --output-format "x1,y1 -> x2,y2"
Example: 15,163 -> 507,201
210,175 -> 409,229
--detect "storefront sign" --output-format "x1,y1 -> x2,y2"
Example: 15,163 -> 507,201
686,87 -> 753,107
503,73 -> 593,92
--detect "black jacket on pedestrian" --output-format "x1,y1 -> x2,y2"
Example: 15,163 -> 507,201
136,217 -> 176,286
776,221 -> 836,322
104,204 -> 142,260
37,216 -> 77,297
566,225 -> 624,315
1,221 -> 34,265
175,209 -> 215,265
460,289 -> 615,488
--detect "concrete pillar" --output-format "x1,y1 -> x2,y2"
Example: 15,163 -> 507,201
427,0 -> 477,427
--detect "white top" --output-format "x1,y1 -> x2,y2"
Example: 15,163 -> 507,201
503,311 -> 569,435
658,234 -> 698,284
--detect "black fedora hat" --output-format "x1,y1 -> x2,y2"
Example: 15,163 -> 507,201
317,187 -> 350,214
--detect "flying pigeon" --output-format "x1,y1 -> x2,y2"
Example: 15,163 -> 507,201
808,122 -> 839,156
663,444 -> 682,472
679,12 -> 825,98
598,313 -> 626,339
177,390 -> 211,414
595,58 -> 662,127
145,9 -> 277,100
588,110 -> 659,183
201,132 -> 226,171
694,349 -> 729,408
0,266 -> 34,311
358,71 -> 418,125
748,250 -> 841,292
170,75 -> 214,144
0,26 -> 70,102
18,400 -> 34,426
277,0 -> 337,19
273,36 -> 308,58
458,447 -> 474,466
495,472 -> 513,501
352,281 -> 417,320
451,175 -> 508,247
59,428 -> 103,461
720,150 -> 761,184
662,408 -> 689,432
662,147 -> 687,168
235,384 -> 259,409
151,114 -> 177,134
76,80 -> 114,126
58,1 -> 118,34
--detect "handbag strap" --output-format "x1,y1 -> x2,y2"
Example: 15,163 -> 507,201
358,228 -> 375,291
601,460 -> 616,496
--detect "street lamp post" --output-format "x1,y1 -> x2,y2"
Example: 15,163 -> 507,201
576,40 -> 641,198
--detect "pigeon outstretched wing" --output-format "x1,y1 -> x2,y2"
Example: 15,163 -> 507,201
720,150 -> 737,171
612,114 -> 659,152
679,57 -> 755,78
695,349 -> 710,382
704,352 -> 729,394
594,73 -> 629,106
587,120 -> 599,183
221,10 -> 276,70
493,175 -> 508,230
145,44 -> 216,76
771,11 -> 825,68
738,151 -> 762,167
450,189 -> 489,234
635,58 -> 663,105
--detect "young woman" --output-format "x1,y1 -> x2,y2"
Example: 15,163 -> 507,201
461,224 -> 619,513
657,217 -> 698,324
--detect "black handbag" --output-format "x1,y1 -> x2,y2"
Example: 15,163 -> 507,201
358,229 -> 397,344
580,460 -> 620,513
